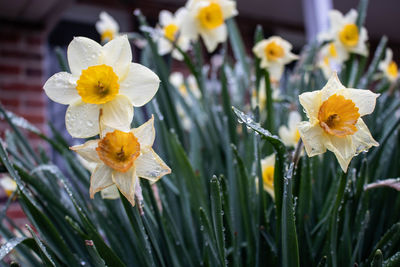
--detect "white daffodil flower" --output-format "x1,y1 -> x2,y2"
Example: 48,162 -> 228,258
298,73 -> 379,172
253,36 -> 298,82
279,111 -> 301,148
44,35 -> 160,138
181,0 -> 238,52
319,9 -> 368,58
261,154 -> 275,199
0,175 -> 17,197
95,12 -> 120,43
318,42 -> 348,79
378,48 -> 399,83
70,115 -> 171,206
157,8 -> 191,60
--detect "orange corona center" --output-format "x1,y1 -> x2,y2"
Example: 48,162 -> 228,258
164,23 -> 179,41
264,41 -> 285,61
318,94 -> 360,137
96,130 -> 141,172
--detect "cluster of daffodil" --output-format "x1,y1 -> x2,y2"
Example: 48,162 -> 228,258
43,35 -> 171,206
92,5 -> 393,201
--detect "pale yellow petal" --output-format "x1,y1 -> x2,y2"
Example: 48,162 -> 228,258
70,140 -> 101,163
200,24 -> 227,53
261,154 -> 275,168
135,149 -> 171,183
112,167 -> 137,206
351,118 -> 379,154
65,100 -> 100,138
320,73 -> 346,101
339,88 -> 379,116
101,95 -> 133,132
90,164 -> 114,198
100,185 -> 120,199
325,135 -> 354,172
131,115 -> 155,149
298,122 -> 327,157
299,90 -> 321,122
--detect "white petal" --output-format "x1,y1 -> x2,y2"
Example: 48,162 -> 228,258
299,90 -> 321,122
70,140 -> 100,163
76,155 -> 98,172
329,10 -> 344,30
339,88 -> 379,116
200,24 -> 227,52
159,10 -> 174,26
131,115 -> 155,148
100,95 -> 133,132
268,63 -> 284,81
90,164 -> 114,198
261,154 -> 275,168
68,37 -> 102,76
135,149 -> 171,183
119,63 -> 160,107
278,126 -> 293,147
158,38 -> 173,55
43,72 -> 80,105
112,167 -> 137,206
220,0 -> 238,18
344,9 -> 358,23
297,122 -> 327,157
101,185 -> 120,199
180,10 -> 199,41
101,35 -> 132,79
65,100 -> 100,138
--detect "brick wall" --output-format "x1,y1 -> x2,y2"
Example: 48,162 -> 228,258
0,22 -> 47,144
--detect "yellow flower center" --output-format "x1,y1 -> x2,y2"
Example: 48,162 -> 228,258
96,130 -> 141,173
76,64 -> 120,105
264,41 -> 285,61
387,61 -> 398,78
323,56 -> 330,66
164,23 -> 179,41
262,165 -> 274,189
339,24 -> 359,47
101,30 -> 114,42
318,94 -> 360,137
328,43 -> 338,58
197,2 -> 224,30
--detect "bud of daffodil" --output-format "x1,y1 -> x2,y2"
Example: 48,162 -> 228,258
43,35 -> 160,138
181,0 -> 238,52
297,73 -> 379,172
70,115 -> 171,206
253,36 -> 298,82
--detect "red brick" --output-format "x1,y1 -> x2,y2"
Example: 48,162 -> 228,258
0,65 -> 20,75
1,83 -> 43,92
0,50 -> 42,60
26,36 -> 43,46
23,99 -> 45,108
25,68 -> 42,77
0,98 -> 20,107
23,114 -> 45,124
0,33 -> 20,44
